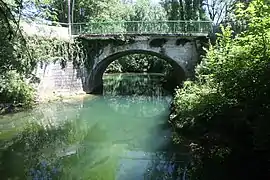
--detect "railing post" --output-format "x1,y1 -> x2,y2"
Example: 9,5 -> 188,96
68,0 -> 72,37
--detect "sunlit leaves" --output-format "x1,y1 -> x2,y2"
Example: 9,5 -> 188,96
0,71 -> 34,104
171,1 -> 270,178
128,0 -> 167,21
161,0 -> 207,20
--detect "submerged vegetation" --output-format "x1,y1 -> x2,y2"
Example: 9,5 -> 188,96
0,80 -> 179,179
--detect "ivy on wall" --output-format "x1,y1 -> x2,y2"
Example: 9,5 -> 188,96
21,35 -> 86,70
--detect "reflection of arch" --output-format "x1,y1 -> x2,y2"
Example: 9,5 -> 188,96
89,50 -> 186,93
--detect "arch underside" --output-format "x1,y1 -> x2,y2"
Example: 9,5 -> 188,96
88,50 -> 187,94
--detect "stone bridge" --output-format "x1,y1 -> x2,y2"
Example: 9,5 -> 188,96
24,20 -> 212,95
73,21 -> 212,93
79,34 -> 208,94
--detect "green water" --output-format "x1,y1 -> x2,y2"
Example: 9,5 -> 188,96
0,73 -> 189,180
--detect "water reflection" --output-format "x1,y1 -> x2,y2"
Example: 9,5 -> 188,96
0,74 -> 190,179
103,73 -> 170,96
103,73 -> 171,118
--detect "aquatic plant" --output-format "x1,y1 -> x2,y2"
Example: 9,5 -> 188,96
28,160 -> 61,180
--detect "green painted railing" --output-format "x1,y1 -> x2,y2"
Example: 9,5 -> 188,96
71,21 -> 213,35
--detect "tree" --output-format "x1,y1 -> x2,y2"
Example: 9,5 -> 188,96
161,0 -> 207,20
0,0 -> 36,105
128,0 -> 167,21
202,0 -> 232,24
201,0 -> 253,25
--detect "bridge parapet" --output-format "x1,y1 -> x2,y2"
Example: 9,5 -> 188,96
72,21 -> 212,36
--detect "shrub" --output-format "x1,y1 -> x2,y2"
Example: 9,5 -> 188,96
0,71 -> 35,105
171,0 -> 270,179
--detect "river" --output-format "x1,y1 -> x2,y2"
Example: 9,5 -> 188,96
0,73 -> 190,180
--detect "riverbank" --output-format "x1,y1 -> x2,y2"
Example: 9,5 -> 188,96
0,92 -> 97,115
0,72 -> 171,116
169,2 -> 270,179
36,92 -> 95,103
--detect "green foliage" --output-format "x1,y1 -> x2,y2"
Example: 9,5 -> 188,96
128,0 -> 167,21
0,0 -> 36,106
106,54 -> 172,74
25,36 -> 77,63
171,0 -> 270,179
161,0 -> 207,20
0,71 -> 34,104
30,0 -> 133,23
0,1 -> 83,107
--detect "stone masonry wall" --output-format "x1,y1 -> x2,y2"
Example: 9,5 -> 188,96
33,61 -> 86,101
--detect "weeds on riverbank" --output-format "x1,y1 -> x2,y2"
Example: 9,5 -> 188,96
171,0 -> 270,179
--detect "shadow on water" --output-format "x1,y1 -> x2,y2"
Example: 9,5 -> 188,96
0,73 -> 190,180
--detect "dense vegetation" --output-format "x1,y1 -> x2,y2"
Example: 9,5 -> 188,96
171,0 -> 270,179
0,0 -> 36,107
0,1 -> 79,110
105,54 -> 173,74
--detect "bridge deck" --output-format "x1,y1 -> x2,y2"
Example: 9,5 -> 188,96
76,33 -> 210,40
71,20 -> 212,36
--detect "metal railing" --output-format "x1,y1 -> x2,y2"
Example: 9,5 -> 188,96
71,21 -> 213,35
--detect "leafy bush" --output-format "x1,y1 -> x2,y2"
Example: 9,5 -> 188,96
0,71 -> 35,105
171,0 -> 270,179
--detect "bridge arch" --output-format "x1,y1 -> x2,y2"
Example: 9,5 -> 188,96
87,49 -> 187,94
